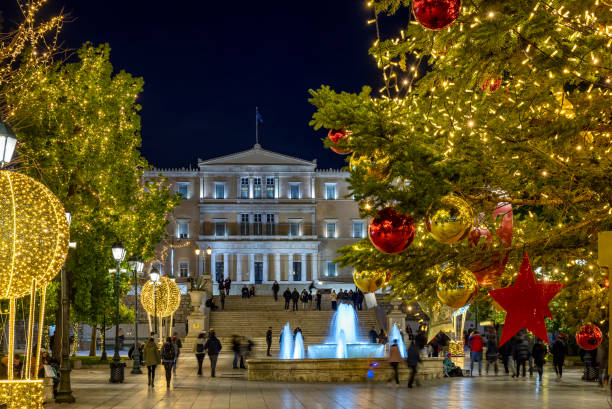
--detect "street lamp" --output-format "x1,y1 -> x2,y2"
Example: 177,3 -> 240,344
206,246 -> 212,275
150,268 -> 160,341
110,241 -> 126,383
195,248 -> 201,277
128,256 -> 144,375
0,122 -> 17,168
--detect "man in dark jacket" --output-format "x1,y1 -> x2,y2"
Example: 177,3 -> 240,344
266,327 -> 273,357
499,338 -> 514,375
204,330 -> 222,377
406,341 -> 422,388
550,335 -> 567,380
368,327 -> 378,343
485,335 -> 499,375
272,281 -> 280,301
315,291 -> 322,311
532,338 -> 548,381
283,288 -> 292,310
514,332 -> 531,377
291,288 -> 300,311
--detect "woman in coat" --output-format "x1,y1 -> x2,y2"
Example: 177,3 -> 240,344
143,337 -> 161,387
388,341 -> 403,385
193,332 -> 206,376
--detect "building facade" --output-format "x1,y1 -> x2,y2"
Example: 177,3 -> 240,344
144,144 -> 366,291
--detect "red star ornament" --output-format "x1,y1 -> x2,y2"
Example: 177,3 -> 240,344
488,252 -> 564,346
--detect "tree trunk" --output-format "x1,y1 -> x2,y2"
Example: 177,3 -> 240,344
53,289 -> 62,359
89,325 -> 97,356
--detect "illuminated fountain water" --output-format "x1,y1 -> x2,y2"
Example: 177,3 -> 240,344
279,323 -> 294,360
389,323 -> 406,358
293,331 -> 305,359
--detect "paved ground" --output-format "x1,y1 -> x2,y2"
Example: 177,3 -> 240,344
46,354 -> 611,409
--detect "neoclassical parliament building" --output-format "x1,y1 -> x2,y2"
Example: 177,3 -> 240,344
144,144 -> 365,293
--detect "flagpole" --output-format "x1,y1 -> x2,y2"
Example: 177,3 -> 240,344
255,107 -> 259,145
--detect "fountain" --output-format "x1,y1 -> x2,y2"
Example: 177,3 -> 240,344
388,323 -> 407,358
279,322 -> 294,360
307,303 -> 384,359
293,331 -> 305,359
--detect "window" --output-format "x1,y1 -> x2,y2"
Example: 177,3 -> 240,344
325,183 -> 337,200
179,262 -> 189,278
177,220 -> 189,239
326,222 -> 336,238
253,214 -> 262,235
327,261 -> 337,277
215,261 -> 224,282
214,221 -> 226,237
253,178 -> 262,198
352,221 -> 364,238
177,182 -> 190,199
266,214 -> 275,235
292,261 -> 302,281
240,178 -> 249,199
266,177 -> 275,199
289,183 -> 300,199
214,182 -> 225,199
289,222 -> 300,237
240,214 -> 249,235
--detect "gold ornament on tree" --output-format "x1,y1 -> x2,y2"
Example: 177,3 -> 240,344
436,264 -> 479,308
353,270 -> 391,293
426,194 -> 473,245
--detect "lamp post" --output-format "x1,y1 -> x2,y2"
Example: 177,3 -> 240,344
0,122 -> 17,168
128,256 -> 144,375
110,241 -> 127,383
206,246 -> 212,274
150,268 -> 160,341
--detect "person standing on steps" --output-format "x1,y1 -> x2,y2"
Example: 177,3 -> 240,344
291,288 -> 300,311
143,336 -> 160,387
315,290 -> 322,311
161,337 -> 176,388
204,329 -> 222,377
171,332 -> 182,376
193,332 -> 206,376
300,289 -> 308,310
369,327 -> 379,344
224,277 -> 232,295
218,278 -> 224,295
272,280 -> 280,301
468,330 -> 483,376
388,340 -> 402,385
266,327 -> 273,357
283,288 -> 291,310
330,290 -> 337,311
406,341 -> 421,388
532,337 -> 547,381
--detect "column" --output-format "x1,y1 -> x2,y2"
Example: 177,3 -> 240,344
223,253 -> 229,280
199,176 -> 204,200
236,254 -> 242,282
263,253 -> 269,282
274,253 -> 281,282
301,253 -> 307,282
312,251 -> 318,282
249,253 -> 255,283
249,178 -> 254,199
288,254 -> 294,282
197,249 -> 202,276
210,253 -> 216,278
274,177 -> 279,198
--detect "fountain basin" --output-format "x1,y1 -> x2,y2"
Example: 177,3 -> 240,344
307,343 -> 384,359
247,357 -> 444,383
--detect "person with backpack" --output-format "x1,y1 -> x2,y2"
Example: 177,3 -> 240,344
514,331 -> 531,378
171,332 -> 182,376
204,329 -> 222,377
143,337 -> 161,387
283,288 -> 291,310
193,332 -> 206,376
161,337 -> 176,388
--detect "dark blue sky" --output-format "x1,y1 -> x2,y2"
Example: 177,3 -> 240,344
6,0 -> 383,169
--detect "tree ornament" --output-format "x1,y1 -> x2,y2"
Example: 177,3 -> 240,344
468,203 -> 513,287
327,128 -> 351,154
349,151 -> 391,180
353,270 -> 391,293
0,170 -> 70,299
481,74 -> 502,93
426,194 -> 473,245
413,0 -> 461,31
488,253 -> 564,346
576,324 -> 602,350
436,264 -> 478,308
368,207 -> 415,254
140,277 -> 181,318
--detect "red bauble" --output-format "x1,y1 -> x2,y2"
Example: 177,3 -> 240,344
576,324 -> 603,351
327,128 -> 351,155
368,207 -> 415,254
413,0 -> 461,31
482,75 -> 502,93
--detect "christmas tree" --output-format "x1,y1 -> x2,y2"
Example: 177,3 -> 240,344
309,0 -> 611,330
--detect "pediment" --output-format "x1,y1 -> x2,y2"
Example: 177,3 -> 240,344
198,144 -> 316,167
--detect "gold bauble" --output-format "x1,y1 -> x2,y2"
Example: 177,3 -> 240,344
140,277 -> 181,317
0,171 -> 69,299
436,264 -> 478,308
426,195 -> 473,244
353,270 -> 391,293
349,150 -> 391,180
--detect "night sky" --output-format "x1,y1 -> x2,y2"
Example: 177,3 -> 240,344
4,0 -> 384,170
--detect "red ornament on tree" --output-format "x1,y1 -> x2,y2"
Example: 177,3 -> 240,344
576,324 -> 603,350
488,252 -> 564,346
327,128 -> 351,154
413,0 -> 461,31
368,207 -> 415,254
481,74 -> 502,93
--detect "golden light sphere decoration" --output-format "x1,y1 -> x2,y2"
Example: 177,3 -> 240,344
0,171 -> 69,299
349,150 -> 391,180
140,276 -> 181,317
436,264 -> 479,308
426,194 -> 473,245
353,270 -> 391,293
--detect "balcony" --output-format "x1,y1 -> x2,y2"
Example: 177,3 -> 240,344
199,222 -> 317,240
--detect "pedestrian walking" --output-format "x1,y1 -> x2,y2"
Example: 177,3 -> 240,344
283,288 -> 291,310
389,340 -> 402,385
532,338 -> 547,381
161,337 -> 176,388
232,335 -> 242,369
499,338 -> 513,375
224,278 -> 232,295
514,332 -> 530,378
217,278 -> 224,294
291,288 -> 300,311
143,337 -> 160,387
272,280 -> 280,301
468,330 -> 483,376
239,337 -> 253,369
369,327 -> 378,344
220,291 -> 225,310
204,329 -> 222,377
171,332 -> 182,375
266,327 -> 273,357
330,290 -> 337,310
550,334 -> 567,380
527,332 -> 535,376
406,341 -> 421,388
356,289 -> 364,310
485,331 -> 498,375
316,290 -> 322,310
193,332 -> 206,376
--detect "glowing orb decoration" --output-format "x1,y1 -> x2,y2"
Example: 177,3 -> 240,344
327,128 -> 352,154
140,277 -> 181,318
0,171 -> 69,299
426,195 -> 473,245
436,264 -> 478,308
576,324 -> 602,351
353,270 -> 391,293
413,0 -> 461,30
0,380 -> 43,408
349,151 -> 391,180
368,207 -> 415,254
